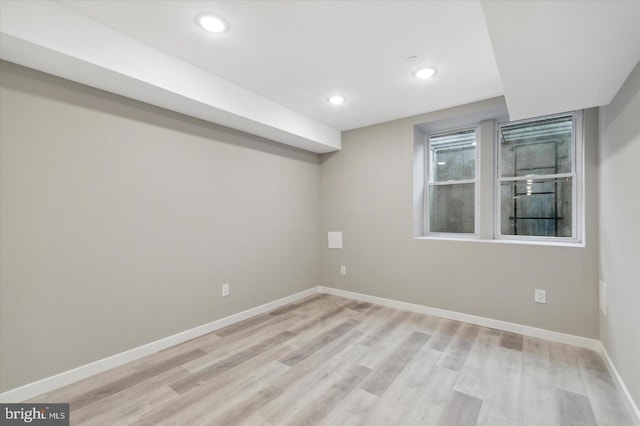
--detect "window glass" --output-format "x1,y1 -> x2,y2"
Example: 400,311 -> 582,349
429,183 -> 475,233
498,114 -> 576,239
427,129 -> 477,235
500,177 -> 572,237
430,130 -> 476,182
500,115 -> 573,177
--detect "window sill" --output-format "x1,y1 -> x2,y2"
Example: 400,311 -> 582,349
414,235 -> 585,248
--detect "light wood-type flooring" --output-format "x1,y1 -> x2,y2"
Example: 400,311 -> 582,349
30,294 -> 636,425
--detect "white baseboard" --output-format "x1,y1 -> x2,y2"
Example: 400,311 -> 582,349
318,286 -> 600,350
0,287 -> 318,403
3,284 -> 638,425
597,342 -> 640,425
319,286 -> 639,424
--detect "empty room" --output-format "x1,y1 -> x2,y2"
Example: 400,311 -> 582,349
0,1 -> 638,425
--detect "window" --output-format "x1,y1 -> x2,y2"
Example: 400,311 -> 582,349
426,128 -> 477,234
415,107 -> 584,245
497,113 -> 581,241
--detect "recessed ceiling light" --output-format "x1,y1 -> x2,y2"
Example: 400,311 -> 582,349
197,14 -> 228,34
414,67 -> 437,80
328,95 -> 346,105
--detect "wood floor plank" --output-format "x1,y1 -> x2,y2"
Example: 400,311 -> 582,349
214,310 -> 295,338
203,384 -> 284,425
268,303 -> 300,315
438,322 -> 480,371
437,390 -> 483,426
547,342 -> 587,396
318,387 -> 378,426
281,318 -> 361,366
291,294 -> 346,316
268,330 -> 365,392
185,311 -> 301,371
143,351 -> 292,425
283,364 -> 372,425
26,335 -> 209,405
412,312 -> 444,336
257,332 -> 369,424
267,294 -> 328,316
578,347 -> 609,371
360,331 -> 430,396
69,348 -> 207,411
577,348 -> 635,426
216,312 -> 277,337
26,295 -> 634,426
361,309 -> 410,347
214,294 -> 332,338
516,336 -> 556,426
454,327 -> 522,426
500,331 -> 524,352
268,295 -> 327,315
361,342 -> 451,425
142,330 -> 222,366
286,302 -> 358,337
258,358 -> 371,424
555,389 -> 597,426
349,301 -> 373,311
403,364 -> 461,424
70,367 -> 188,425
430,318 -> 463,351
169,331 -> 294,394
26,359 -> 144,404
357,310 -> 417,370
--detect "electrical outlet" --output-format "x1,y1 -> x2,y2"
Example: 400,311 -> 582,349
534,289 -> 546,304
599,280 -> 607,315
222,283 -> 230,297
340,266 -> 347,275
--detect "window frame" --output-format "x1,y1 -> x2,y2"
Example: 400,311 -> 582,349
424,126 -> 480,237
494,111 -> 583,244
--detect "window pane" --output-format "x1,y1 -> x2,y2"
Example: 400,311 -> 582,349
500,178 -> 572,237
430,129 -> 476,182
429,183 -> 475,233
500,115 -> 573,177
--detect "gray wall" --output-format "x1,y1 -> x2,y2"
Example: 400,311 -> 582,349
3,55 -> 633,404
598,61 -> 640,409
320,98 -> 600,338
0,61 -> 320,392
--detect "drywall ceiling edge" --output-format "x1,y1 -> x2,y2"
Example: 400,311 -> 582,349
480,0 -> 640,121
0,1 -> 340,154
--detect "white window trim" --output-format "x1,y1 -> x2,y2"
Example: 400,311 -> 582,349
494,111 -> 583,244
424,126 -> 480,238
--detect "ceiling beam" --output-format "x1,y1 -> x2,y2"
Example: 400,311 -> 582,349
0,1 -> 341,154
481,0 -> 640,120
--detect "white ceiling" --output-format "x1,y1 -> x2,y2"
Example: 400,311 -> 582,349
481,0 -> 640,120
1,1 -> 638,153
56,0 -> 504,132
